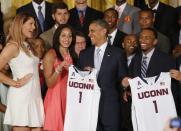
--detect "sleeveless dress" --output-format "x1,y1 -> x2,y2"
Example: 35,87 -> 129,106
44,49 -> 73,131
4,47 -> 44,127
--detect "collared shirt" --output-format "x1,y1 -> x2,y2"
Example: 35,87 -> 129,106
142,48 -> 155,66
32,0 -> 45,18
127,54 -> 135,66
95,42 -> 108,62
77,6 -> 87,17
115,2 -> 127,17
148,1 -> 159,10
108,29 -> 117,45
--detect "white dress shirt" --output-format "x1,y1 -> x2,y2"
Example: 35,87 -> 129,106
109,29 -> 117,45
142,48 -> 155,66
32,1 -> 45,18
115,2 -> 127,17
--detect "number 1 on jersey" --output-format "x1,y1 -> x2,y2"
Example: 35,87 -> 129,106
79,91 -> 82,103
153,100 -> 158,113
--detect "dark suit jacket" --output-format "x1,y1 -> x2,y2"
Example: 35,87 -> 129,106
77,45 -> 127,130
146,2 -> 177,39
68,6 -> 103,47
171,31 -> 179,49
16,1 -> 54,35
129,49 -> 175,77
129,49 -> 180,114
112,30 -> 126,48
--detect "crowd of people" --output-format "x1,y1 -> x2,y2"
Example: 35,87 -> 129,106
0,0 -> 181,131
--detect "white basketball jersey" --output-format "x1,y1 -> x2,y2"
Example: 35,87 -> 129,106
129,72 -> 177,131
64,65 -> 101,131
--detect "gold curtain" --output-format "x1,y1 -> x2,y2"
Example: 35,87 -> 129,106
9,0 -> 177,17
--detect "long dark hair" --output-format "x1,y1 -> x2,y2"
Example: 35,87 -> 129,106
52,24 -> 75,63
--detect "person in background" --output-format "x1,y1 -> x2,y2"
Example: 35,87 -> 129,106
40,2 -> 70,50
122,34 -> 138,67
115,0 -> 140,34
30,37 -> 47,100
70,31 -> 86,64
138,9 -> 170,54
103,8 -> 126,48
43,24 -> 75,131
0,12 -> 44,131
0,42 -> 11,131
17,0 -> 54,34
68,0 -> 103,47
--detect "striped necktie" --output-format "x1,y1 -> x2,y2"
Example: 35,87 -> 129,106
141,56 -> 147,78
94,48 -> 101,73
38,6 -> 44,32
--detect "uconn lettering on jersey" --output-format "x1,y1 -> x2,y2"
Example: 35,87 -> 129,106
69,81 -> 94,90
138,88 -> 168,99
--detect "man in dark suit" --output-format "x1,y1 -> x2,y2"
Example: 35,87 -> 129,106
68,0 -> 103,47
138,9 -> 170,53
16,0 -> 54,35
146,0 -> 176,40
128,28 -> 180,113
77,19 -> 128,131
103,8 -> 126,48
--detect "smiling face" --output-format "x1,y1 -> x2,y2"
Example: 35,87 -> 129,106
123,35 -> 137,56
88,23 -> 107,47
139,29 -> 157,54
104,9 -> 118,32
22,17 -> 36,39
59,27 -> 72,48
52,8 -> 69,25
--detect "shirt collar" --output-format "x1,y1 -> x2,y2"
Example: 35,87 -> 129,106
109,29 -> 117,45
142,48 -> 155,59
115,2 -> 127,12
148,1 -> 159,10
95,42 -> 108,56
77,6 -> 87,12
32,0 -> 45,9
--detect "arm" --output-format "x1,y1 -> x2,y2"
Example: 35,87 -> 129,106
0,43 -> 32,87
43,51 -> 66,87
170,69 -> 181,81
0,103 -> 6,113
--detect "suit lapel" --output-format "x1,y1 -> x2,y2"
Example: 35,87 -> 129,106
146,50 -> 157,75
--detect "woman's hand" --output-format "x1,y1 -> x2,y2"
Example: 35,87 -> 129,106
14,73 -> 33,88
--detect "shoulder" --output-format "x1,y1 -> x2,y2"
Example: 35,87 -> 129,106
69,8 -> 77,13
1,42 -> 20,58
40,27 -> 54,38
86,7 -> 103,17
127,4 -> 140,12
17,2 -> 32,12
44,49 -> 56,61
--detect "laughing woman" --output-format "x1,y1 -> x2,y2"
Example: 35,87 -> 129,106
0,13 -> 44,131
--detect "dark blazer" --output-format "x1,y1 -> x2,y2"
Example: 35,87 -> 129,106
146,2 -> 177,39
68,6 -> 103,47
77,45 -> 127,131
171,31 -> 179,49
16,1 -> 54,35
112,30 -> 126,48
129,49 -> 180,114
129,49 -> 175,78
175,55 -> 181,116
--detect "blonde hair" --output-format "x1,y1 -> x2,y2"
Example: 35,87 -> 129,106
7,13 -> 38,56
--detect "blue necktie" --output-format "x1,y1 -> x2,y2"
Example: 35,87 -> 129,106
141,56 -> 147,78
38,6 -> 44,32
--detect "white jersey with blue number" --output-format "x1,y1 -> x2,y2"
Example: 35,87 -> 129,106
64,65 -> 101,131
129,72 -> 177,131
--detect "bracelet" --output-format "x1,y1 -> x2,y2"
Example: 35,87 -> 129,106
55,68 -> 60,74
